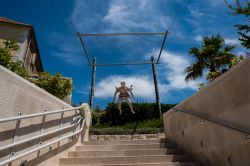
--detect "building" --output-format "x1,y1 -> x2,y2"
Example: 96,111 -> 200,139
0,17 -> 43,74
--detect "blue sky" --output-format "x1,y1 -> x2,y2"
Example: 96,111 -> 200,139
1,0 -> 247,108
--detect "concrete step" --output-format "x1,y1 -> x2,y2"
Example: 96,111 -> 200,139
84,140 -> 166,145
69,149 -> 184,158
75,143 -> 175,151
60,162 -> 195,166
59,155 -> 192,165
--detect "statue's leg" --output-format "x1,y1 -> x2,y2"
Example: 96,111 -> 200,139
126,97 -> 135,114
118,97 -> 123,115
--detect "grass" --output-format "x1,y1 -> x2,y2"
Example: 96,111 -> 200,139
90,118 -> 164,135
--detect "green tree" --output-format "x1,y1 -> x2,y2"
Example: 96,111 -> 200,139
185,34 -> 236,82
225,0 -> 250,50
0,39 -> 72,99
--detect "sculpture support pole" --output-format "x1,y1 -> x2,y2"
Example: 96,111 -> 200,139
89,57 -> 96,109
151,56 -> 161,116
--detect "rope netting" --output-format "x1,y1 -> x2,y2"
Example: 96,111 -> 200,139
77,32 -> 168,66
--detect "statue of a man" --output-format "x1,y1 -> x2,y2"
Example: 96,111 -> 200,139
113,81 -> 135,115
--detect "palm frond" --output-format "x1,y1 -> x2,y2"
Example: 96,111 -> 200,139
184,63 -> 203,82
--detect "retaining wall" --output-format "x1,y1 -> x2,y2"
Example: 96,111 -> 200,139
0,65 -> 80,166
163,57 -> 250,166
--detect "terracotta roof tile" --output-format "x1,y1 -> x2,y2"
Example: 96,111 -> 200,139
0,17 -> 32,27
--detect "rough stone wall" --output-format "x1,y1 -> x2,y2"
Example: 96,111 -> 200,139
89,133 -> 165,141
163,57 -> 250,166
0,24 -> 29,62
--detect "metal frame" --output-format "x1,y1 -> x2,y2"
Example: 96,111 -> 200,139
90,62 -> 160,67
78,32 -> 168,37
0,105 -> 87,166
76,31 -> 169,66
151,56 -> 161,115
157,29 -> 168,63
76,31 -> 168,112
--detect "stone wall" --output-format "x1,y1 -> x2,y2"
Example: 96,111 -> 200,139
0,24 -> 29,62
0,65 -> 80,166
163,57 -> 250,166
89,133 -> 165,141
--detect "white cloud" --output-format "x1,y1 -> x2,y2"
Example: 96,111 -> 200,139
160,50 -> 200,90
188,6 -> 204,17
224,38 -> 240,45
103,0 -> 172,32
194,36 -> 240,46
70,0 -> 173,33
195,35 -> 202,42
95,50 -> 200,100
95,75 -> 155,99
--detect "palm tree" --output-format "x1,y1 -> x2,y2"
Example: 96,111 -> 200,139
185,34 -> 236,82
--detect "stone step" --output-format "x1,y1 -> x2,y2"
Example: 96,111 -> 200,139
75,143 -> 175,151
60,162 -> 195,166
59,155 -> 192,165
84,140 -> 165,145
69,149 -> 184,157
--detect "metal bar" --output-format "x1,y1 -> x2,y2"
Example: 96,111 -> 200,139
0,120 -> 85,166
172,107 -> 250,135
92,62 -> 160,67
9,113 -> 21,159
0,117 -> 82,152
70,110 -> 78,140
58,111 -> 64,138
37,110 -> 46,156
157,29 -> 168,63
151,57 -> 161,116
77,32 -> 91,65
89,57 -> 96,109
77,32 -> 168,37
0,106 -> 83,123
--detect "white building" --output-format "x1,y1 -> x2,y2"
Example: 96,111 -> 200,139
0,17 -> 43,74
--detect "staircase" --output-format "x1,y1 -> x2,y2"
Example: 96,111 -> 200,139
59,139 -> 195,166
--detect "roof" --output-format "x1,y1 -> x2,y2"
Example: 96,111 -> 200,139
0,17 -> 43,71
0,17 -> 32,27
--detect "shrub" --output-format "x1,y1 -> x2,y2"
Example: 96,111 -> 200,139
96,103 -> 175,126
92,118 -> 164,129
31,72 -> 72,99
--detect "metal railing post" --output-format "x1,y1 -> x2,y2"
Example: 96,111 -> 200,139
9,112 -> 22,159
57,109 -> 64,146
0,105 -> 87,166
37,110 -> 46,157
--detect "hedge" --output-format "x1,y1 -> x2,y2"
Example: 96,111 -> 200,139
93,103 -> 176,126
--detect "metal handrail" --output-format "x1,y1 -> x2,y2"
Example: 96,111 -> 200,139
172,107 -> 250,135
0,106 -> 83,123
0,117 -> 82,151
0,105 -> 88,166
0,120 -> 85,166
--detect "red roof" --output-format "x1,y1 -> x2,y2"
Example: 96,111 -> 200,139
0,17 -> 32,27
